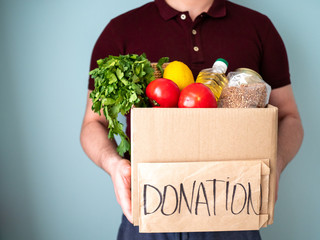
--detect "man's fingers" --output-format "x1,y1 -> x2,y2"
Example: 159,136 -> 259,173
120,185 -> 133,223
112,160 -> 133,223
117,176 -> 132,223
121,164 -> 133,223
122,165 -> 131,186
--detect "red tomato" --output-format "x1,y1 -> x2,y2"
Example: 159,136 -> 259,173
146,78 -> 180,107
178,83 -> 217,108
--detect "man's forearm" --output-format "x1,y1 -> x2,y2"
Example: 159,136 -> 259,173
277,114 -> 304,173
80,120 -> 121,175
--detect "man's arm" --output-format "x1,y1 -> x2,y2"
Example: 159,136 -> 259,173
80,90 -> 133,223
269,84 -> 304,200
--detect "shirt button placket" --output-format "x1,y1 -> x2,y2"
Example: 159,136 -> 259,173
192,28 -> 199,52
191,22 -> 204,62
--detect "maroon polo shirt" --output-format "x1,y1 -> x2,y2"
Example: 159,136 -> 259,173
88,0 -> 290,154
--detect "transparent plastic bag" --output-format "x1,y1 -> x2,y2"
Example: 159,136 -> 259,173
218,71 -> 271,108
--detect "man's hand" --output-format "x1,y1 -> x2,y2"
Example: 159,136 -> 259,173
110,159 -> 133,223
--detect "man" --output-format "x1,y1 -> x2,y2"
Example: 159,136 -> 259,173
80,0 -> 304,239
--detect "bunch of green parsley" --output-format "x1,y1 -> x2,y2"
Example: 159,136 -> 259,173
89,54 -> 168,156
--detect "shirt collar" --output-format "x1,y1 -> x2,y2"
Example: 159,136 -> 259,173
155,0 -> 226,20
207,0 -> 226,18
155,0 -> 180,20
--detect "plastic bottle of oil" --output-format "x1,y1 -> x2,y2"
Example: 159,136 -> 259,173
196,58 -> 229,100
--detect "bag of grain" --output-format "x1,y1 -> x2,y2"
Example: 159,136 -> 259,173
218,69 -> 271,108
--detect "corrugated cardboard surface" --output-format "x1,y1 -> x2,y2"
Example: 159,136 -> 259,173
131,105 -> 278,230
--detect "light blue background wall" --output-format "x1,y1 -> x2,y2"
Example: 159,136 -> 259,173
0,0 -> 319,239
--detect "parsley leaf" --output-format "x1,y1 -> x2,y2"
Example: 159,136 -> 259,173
89,54 -> 155,156
156,57 -> 169,76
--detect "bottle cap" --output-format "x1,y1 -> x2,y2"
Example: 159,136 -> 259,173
216,58 -> 228,66
212,58 -> 228,73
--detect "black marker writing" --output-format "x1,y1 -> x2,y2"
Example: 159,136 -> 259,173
161,185 -> 178,216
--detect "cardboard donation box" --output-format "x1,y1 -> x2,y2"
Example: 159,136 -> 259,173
131,105 -> 278,233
